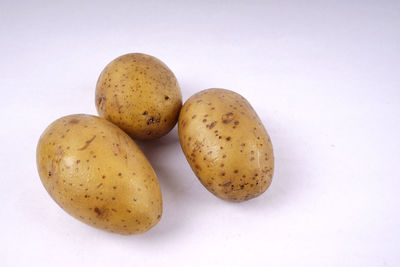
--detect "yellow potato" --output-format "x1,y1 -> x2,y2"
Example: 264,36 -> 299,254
178,89 -> 274,202
36,114 -> 162,235
95,53 -> 182,140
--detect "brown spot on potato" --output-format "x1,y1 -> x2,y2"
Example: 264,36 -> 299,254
222,112 -> 234,124
94,207 -> 103,217
222,180 -> 231,186
146,116 -> 155,125
78,135 -> 96,151
97,94 -> 106,110
207,121 -> 217,129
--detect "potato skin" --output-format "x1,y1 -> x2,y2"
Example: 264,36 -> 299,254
36,114 -> 162,235
95,53 -> 182,140
178,89 -> 274,202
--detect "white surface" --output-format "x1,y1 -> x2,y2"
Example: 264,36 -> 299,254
1,0 -> 399,266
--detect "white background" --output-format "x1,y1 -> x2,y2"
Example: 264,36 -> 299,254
1,0 -> 399,266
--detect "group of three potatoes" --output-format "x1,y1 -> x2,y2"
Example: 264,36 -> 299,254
36,53 -> 275,235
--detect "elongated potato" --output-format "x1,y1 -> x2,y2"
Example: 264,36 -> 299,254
178,89 -> 274,202
36,114 -> 162,234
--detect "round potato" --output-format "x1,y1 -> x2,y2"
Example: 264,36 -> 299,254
95,53 -> 182,140
178,89 -> 274,202
36,114 -> 162,235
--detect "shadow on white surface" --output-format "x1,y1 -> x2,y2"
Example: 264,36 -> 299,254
238,114 -> 306,210
134,127 -> 195,240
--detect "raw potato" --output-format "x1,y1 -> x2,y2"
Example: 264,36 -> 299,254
95,53 -> 182,140
178,89 -> 274,202
36,114 -> 162,235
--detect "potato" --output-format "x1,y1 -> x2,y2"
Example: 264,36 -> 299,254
178,89 -> 274,202
95,53 -> 182,140
36,114 -> 162,235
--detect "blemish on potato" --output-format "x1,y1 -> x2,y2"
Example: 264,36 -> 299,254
222,180 -> 231,186
222,112 -> 234,124
207,121 -> 217,129
146,116 -> 155,125
78,135 -> 96,151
